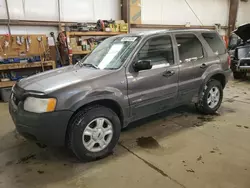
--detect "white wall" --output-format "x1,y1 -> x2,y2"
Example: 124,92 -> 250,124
141,0 -> 229,26
61,0 -> 121,22
237,0 -> 250,27
0,26 -> 58,36
1,0 -> 250,36
0,0 -> 121,35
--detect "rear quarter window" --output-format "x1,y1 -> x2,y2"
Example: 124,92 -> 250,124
202,33 -> 226,55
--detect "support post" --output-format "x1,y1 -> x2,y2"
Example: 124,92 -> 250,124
228,0 -> 239,37
4,0 -> 11,35
121,0 -> 130,32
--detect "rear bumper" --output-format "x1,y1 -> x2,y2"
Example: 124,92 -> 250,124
224,69 -> 231,84
9,99 -> 73,146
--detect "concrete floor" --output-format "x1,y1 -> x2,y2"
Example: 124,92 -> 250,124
1,78 -> 250,188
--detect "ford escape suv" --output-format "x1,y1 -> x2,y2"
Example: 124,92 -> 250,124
9,30 -> 231,161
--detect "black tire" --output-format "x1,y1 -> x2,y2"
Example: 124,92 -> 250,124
233,72 -> 245,79
68,105 -> 121,161
195,79 -> 223,114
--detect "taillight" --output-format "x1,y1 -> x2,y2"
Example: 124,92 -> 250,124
227,56 -> 231,68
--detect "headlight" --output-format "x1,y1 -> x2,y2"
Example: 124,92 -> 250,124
24,97 -> 57,113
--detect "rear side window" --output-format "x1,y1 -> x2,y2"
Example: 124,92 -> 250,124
176,34 -> 204,63
202,33 -> 226,55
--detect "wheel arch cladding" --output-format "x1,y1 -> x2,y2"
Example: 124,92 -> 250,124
210,73 -> 226,88
65,99 -> 124,145
198,73 -> 226,101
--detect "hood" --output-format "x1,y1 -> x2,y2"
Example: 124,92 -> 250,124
17,65 -> 112,94
234,23 -> 250,42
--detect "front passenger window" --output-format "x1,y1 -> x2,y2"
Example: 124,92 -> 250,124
137,35 -> 174,67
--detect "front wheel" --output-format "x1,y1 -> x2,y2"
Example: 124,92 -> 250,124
68,105 -> 121,161
195,79 -> 223,114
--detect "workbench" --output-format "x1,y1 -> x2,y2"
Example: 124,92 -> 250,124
0,61 -> 56,88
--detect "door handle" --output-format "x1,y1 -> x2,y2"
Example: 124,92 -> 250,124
163,70 -> 175,77
200,63 -> 207,69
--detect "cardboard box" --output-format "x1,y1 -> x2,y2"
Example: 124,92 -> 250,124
130,0 -> 141,24
120,23 -> 128,32
70,43 -> 77,49
70,38 -> 77,44
76,46 -> 82,51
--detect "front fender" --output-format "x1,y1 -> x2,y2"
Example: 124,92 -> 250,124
66,87 -> 128,113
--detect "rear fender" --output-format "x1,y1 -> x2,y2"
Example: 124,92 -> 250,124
197,64 -> 226,101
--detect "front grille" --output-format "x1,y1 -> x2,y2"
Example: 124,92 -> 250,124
12,84 -> 25,105
239,58 -> 250,66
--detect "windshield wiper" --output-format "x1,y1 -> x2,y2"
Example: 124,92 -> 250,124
105,67 -> 118,70
81,63 -> 99,69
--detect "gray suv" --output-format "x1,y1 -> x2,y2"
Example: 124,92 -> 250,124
9,30 -> 231,161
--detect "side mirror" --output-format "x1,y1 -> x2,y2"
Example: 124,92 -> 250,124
133,60 -> 152,72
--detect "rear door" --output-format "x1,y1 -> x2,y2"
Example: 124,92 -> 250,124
174,33 -> 206,103
190,32 -> 221,87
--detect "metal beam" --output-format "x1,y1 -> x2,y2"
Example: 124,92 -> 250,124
228,0 -> 239,37
4,0 -> 11,35
131,24 -> 228,30
121,0 -> 130,32
58,0 -> 62,30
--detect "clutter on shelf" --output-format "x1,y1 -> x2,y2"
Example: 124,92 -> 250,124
59,19 -> 129,64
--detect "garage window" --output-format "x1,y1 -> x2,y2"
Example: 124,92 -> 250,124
176,34 -> 204,63
202,33 -> 226,55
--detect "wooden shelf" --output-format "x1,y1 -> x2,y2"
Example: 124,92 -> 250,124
66,31 -> 126,36
0,61 -> 56,71
72,51 -> 91,55
0,81 -> 16,88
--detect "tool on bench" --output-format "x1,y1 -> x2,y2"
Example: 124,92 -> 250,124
16,36 -> 24,46
37,36 -> 45,72
25,36 -> 31,52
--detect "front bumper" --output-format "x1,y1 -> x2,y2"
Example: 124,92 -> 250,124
237,66 -> 250,71
9,98 -> 73,146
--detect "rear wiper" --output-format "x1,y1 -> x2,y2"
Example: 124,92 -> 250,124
81,63 -> 99,69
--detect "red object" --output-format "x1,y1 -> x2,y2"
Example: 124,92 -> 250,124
68,47 -> 73,56
227,55 -> 231,68
223,36 -> 228,48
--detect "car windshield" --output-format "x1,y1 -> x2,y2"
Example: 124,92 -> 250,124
238,46 -> 250,59
78,36 -> 141,70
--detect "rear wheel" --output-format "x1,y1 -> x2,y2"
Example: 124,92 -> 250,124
195,79 -> 223,114
68,105 -> 121,161
233,71 -> 246,79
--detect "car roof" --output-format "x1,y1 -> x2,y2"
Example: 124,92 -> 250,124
117,29 -> 216,38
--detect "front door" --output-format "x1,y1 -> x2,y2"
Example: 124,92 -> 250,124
126,34 -> 179,120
